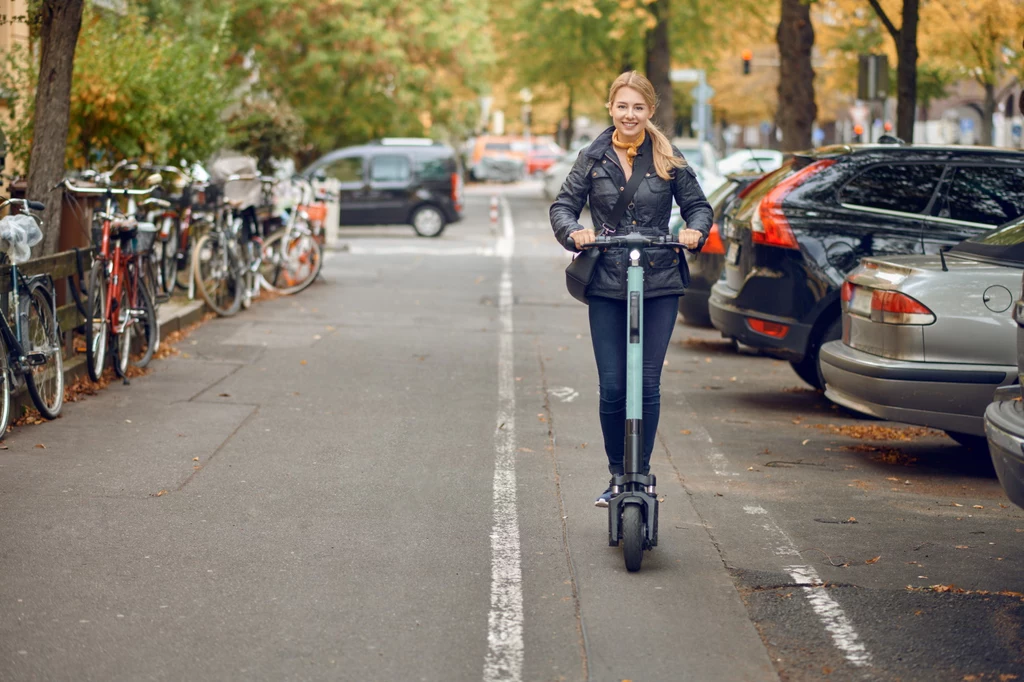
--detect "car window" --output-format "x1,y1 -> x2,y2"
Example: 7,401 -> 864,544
322,157 -> 363,183
840,164 -> 944,214
706,179 -> 739,211
485,142 -> 512,152
940,166 -> 1024,226
414,155 -> 453,182
369,155 -> 411,183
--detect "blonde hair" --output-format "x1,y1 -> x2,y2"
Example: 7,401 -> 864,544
607,71 -> 685,181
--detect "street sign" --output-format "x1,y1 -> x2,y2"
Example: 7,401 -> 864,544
690,84 -> 715,101
671,69 -> 701,83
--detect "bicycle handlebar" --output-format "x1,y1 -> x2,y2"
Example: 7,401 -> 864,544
0,197 -> 45,213
56,178 -> 157,196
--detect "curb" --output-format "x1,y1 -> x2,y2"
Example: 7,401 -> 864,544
10,297 -> 210,421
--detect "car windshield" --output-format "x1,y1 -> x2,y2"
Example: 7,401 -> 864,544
950,214 -> 1024,263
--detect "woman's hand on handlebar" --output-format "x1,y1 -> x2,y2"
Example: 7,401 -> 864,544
678,228 -> 702,250
570,228 -> 597,250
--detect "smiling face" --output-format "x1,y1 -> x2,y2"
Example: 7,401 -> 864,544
609,85 -> 652,143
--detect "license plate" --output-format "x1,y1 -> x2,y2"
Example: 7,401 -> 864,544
726,241 -> 740,265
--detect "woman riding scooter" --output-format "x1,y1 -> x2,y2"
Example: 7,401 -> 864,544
549,71 -> 713,507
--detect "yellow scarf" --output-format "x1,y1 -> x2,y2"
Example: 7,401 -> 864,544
611,128 -> 646,167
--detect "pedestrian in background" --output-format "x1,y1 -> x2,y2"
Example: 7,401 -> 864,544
549,71 -> 713,507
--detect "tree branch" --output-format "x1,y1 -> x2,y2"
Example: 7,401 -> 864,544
866,0 -> 900,42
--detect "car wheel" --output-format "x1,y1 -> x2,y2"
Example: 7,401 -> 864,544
678,297 -> 713,328
790,317 -> 841,390
411,205 -> 446,238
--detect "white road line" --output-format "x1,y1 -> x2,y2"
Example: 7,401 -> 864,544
483,196 -> 523,682
787,566 -> 873,668
740,506 -> 873,668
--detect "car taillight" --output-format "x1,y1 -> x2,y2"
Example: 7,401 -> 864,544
451,172 -> 463,213
841,281 -> 854,304
703,223 -> 725,255
870,290 -> 935,325
747,318 -> 789,338
752,159 -> 835,250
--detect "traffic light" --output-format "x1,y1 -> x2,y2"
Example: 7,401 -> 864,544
741,49 -> 753,75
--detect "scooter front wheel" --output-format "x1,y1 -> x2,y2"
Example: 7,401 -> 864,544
622,504 -> 644,572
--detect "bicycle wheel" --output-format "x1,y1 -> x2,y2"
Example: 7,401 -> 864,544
158,216 -> 179,297
112,286 -> 131,379
621,504 -> 644,573
25,282 -> 64,419
132,282 -> 158,369
193,233 -> 242,317
259,229 -> 323,295
85,261 -> 109,382
0,333 -> 12,440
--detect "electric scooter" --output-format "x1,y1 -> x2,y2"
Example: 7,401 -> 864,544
581,232 -> 686,572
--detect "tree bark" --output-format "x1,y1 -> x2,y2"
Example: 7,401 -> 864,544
566,84 -> 575,150
867,0 -> 918,142
27,0 -> 85,257
645,0 -> 674,136
981,82 -> 995,146
776,0 -> 817,151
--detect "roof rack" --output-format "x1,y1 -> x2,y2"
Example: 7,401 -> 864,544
372,137 -> 437,146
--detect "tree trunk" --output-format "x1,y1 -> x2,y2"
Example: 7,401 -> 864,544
776,0 -> 817,151
981,82 -> 996,146
566,85 -> 575,150
895,0 -> 919,142
645,0 -> 674,136
27,0 -> 85,257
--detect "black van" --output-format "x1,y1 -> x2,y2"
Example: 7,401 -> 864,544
302,138 -> 463,237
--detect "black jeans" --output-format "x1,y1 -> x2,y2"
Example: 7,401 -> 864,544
588,294 -> 679,476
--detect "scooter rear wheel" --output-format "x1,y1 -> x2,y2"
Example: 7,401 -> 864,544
622,504 -> 644,572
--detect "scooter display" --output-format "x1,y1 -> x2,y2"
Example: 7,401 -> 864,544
581,232 -> 686,572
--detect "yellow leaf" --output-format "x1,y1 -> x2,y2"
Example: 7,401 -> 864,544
865,556 -> 881,565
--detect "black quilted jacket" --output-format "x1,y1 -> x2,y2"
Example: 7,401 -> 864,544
550,126 -> 714,300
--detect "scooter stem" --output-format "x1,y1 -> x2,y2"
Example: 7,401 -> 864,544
624,247 -> 644,476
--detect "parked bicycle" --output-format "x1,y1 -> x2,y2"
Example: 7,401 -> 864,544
60,175 -> 160,382
258,176 -> 324,295
0,197 -> 65,436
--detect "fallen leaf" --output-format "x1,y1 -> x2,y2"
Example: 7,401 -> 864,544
218,393 -> 230,398
801,439 -> 810,445
155,490 -> 168,497
680,429 -> 691,435
848,517 -> 857,523
517,447 -> 534,453
973,505 -> 984,509
955,545 -> 970,549
952,503 -> 964,507
192,457 -> 199,462
865,556 -> 881,565
34,443 -> 45,449
300,360 -> 307,365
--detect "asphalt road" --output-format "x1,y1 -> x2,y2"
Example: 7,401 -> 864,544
1,182 -> 1022,682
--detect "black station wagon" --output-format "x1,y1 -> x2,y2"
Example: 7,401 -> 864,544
709,141 -> 1024,388
302,138 -> 464,237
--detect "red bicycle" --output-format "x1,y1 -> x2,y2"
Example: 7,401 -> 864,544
61,176 -> 160,382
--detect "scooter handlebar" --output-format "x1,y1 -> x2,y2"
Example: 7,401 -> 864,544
579,234 -> 685,249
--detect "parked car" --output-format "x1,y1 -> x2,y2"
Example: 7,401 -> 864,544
709,142 -> 1024,388
820,214 -> 1024,448
673,173 -> 764,326
673,137 -> 726,195
718,148 -> 784,176
468,135 -> 528,182
527,140 -> 564,176
302,138 -> 463,237
985,266 -> 1024,508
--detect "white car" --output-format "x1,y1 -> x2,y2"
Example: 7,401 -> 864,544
718,149 -> 784,176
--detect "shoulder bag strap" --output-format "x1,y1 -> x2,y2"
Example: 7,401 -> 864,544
601,149 -> 654,234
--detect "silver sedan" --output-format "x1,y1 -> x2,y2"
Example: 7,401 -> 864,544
820,216 -> 1024,447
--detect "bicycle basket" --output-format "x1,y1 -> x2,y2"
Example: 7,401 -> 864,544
134,222 -> 158,253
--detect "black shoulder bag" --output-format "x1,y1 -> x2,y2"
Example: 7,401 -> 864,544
565,151 -> 653,304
